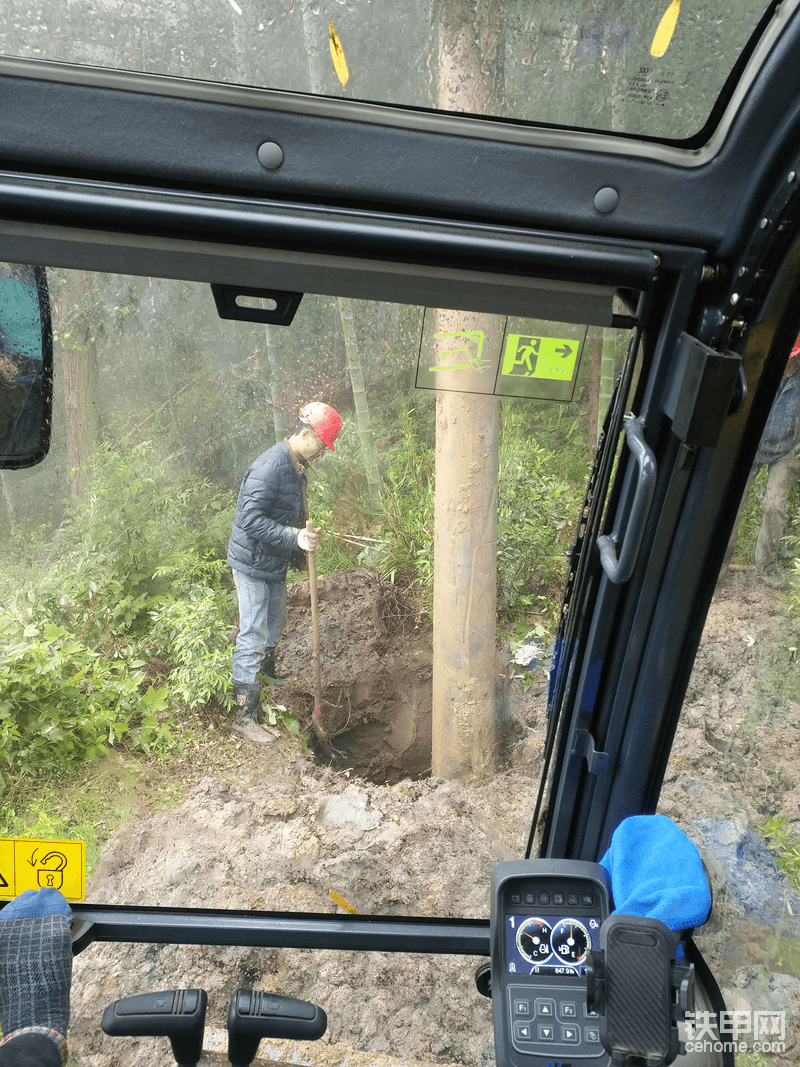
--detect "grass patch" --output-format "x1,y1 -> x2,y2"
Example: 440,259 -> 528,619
0,716 -> 247,878
758,814 -> 800,894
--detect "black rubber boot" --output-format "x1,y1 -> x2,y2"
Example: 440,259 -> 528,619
233,682 -> 261,723
258,649 -> 287,685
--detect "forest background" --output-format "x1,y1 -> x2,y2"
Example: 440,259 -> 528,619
2,265 -> 796,879
0,265 -> 624,839
1,0 -> 789,879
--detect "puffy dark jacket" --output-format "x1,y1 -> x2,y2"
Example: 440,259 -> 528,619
227,441 -> 306,581
756,371 -> 800,465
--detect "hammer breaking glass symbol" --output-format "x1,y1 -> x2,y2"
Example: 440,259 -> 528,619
429,341 -> 491,374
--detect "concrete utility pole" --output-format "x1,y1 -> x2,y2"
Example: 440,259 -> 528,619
431,2 -> 501,781
431,374 -> 499,781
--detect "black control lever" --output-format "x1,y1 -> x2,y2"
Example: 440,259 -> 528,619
101,988 -> 207,1067
227,989 -> 327,1067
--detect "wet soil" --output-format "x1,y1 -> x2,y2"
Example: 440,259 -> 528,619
277,570 -> 433,782
67,568 -> 800,1066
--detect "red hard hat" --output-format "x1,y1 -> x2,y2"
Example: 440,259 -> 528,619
300,402 -> 343,451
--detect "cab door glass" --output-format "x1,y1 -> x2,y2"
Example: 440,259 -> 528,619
659,340 -> 800,1027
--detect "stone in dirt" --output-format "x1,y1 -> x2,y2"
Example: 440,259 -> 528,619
231,720 -> 279,745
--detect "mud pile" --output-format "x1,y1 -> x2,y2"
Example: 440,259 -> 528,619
69,761 -> 534,1067
278,570 -> 434,782
66,569 -> 800,1066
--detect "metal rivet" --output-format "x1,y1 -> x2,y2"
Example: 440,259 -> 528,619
730,293 -> 739,306
761,218 -> 770,229
738,266 -> 748,277
788,171 -> 797,183
257,142 -> 284,170
593,187 -> 619,214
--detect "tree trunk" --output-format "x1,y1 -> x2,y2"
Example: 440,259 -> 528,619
338,297 -> 381,503
265,326 -> 291,444
56,271 -> 100,498
431,321 -> 500,781
0,472 -> 17,526
431,0 -> 500,782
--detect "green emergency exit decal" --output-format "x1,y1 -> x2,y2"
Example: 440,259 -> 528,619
501,335 -> 578,382
415,313 -> 586,402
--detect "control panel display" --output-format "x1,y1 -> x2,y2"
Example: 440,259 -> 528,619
505,912 -> 601,976
490,859 -> 611,1067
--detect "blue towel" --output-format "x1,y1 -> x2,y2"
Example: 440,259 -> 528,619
600,815 -> 711,932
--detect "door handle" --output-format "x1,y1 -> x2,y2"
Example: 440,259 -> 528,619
597,416 -> 656,584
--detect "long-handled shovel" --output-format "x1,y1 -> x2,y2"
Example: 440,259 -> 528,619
306,520 -> 337,759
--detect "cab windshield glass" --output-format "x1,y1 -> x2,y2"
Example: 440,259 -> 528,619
0,263 -> 629,914
0,1 -> 775,142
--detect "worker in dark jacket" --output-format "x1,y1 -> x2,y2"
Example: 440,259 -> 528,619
227,402 -> 342,724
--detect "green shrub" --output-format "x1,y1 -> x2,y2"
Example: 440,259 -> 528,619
0,440 -> 237,774
370,404 -> 435,589
148,552 -> 237,710
41,439 -> 234,649
0,616 -> 170,775
758,814 -> 800,892
497,410 -> 584,618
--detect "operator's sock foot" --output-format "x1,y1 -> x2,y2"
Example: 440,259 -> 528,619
0,889 -> 72,1040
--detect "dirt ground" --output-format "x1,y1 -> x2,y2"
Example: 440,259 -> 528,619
67,568 -> 800,1066
660,568 -> 800,834
276,569 -> 434,782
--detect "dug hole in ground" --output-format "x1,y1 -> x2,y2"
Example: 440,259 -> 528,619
69,569 -> 800,1066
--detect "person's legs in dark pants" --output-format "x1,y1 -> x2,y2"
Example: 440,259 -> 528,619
232,571 -> 287,719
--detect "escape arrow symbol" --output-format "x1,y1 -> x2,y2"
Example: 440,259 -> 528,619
555,344 -> 573,357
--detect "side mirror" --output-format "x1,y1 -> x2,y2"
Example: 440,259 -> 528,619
0,263 -> 53,469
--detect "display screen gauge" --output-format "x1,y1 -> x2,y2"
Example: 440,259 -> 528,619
505,914 -> 600,976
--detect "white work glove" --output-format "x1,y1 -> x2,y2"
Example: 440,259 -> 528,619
296,526 -> 320,551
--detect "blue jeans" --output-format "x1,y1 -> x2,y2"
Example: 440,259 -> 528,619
232,570 -> 288,684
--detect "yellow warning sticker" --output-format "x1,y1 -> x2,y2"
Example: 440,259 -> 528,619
0,838 -> 85,901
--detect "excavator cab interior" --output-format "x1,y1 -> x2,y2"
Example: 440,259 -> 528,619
2,2 -> 800,1065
